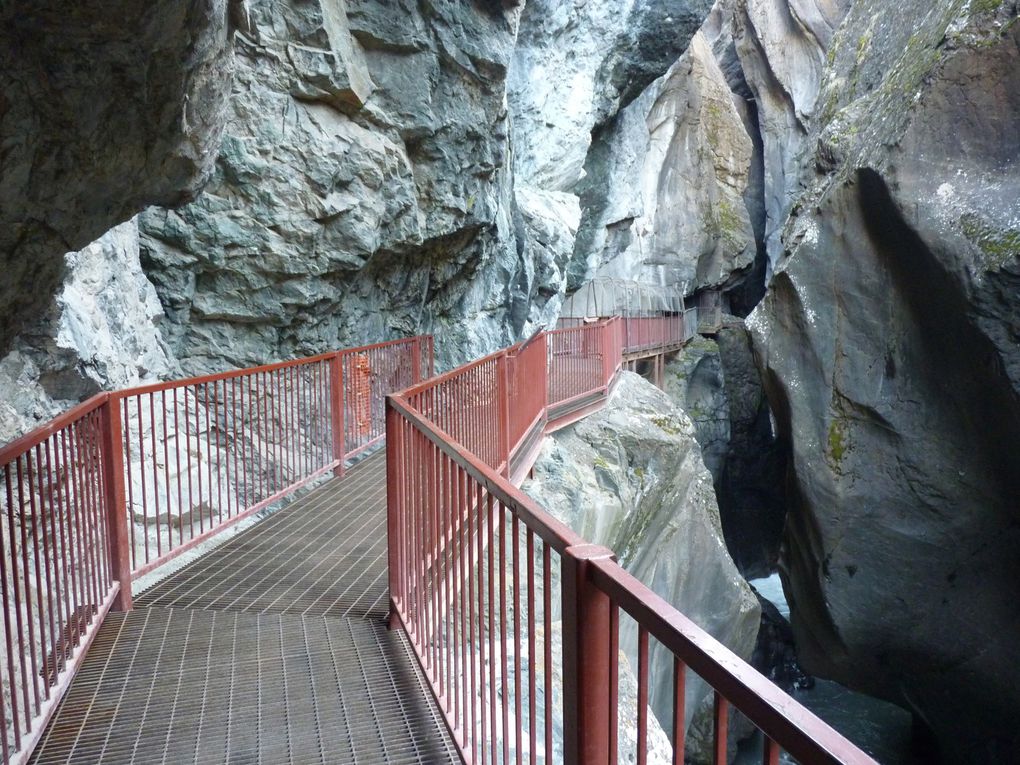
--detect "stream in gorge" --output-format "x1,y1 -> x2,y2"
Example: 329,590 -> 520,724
736,575 -> 917,765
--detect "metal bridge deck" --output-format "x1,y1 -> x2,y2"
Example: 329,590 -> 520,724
29,453 -> 461,765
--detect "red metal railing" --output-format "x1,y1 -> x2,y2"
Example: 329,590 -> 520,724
558,314 -> 691,358
0,334 -> 432,765
506,333 -> 549,477
118,336 -> 432,577
387,324 -> 876,764
0,396 -> 122,764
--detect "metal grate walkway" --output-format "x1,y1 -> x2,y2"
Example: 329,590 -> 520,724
29,454 -> 461,765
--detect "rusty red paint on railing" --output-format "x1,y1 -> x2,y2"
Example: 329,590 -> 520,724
386,322 -> 877,765
0,334 -> 432,765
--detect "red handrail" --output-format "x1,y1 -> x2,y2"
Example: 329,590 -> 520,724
386,321 -> 876,765
0,334 -> 433,765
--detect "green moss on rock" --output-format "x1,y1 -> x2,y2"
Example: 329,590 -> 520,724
827,418 -> 850,474
651,414 -> 683,436
961,213 -> 1020,269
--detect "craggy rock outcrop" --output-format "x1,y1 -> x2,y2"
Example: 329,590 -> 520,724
139,0 -> 527,373
508,0 -> 713,192
748,2 -> 1020,759
525,372 -> 760,761
664,336 -> 731,480
0,0 -> 233,356
574,30 -> 758,292
508,0 -> 724,298
729,0 -> 852,273
0,220 -> 178,443
665,322 -> 786,578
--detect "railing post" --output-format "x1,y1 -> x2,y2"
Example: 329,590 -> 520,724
99,394 -> 132,611
561,543 -> 616,765
329,352 -> 346,478
496,353 -> 512,477
385,399 -> 404,630
411,337 -> 423,385
540,333 -> 549,423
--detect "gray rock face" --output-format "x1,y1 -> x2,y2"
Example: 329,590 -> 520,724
0,0 -> 233,356
138,0 -> 529,373
574,30 -> 758,293
0,220 -> 178,443
747,1 -> 1020,758
524,372 -> 760,761
664,336 -> 731,479
664,323 -> 786,578
507,0 -> 713,193
729,0 -> 852,274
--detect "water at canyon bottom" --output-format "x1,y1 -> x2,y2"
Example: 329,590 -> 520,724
737,574 -> 916,765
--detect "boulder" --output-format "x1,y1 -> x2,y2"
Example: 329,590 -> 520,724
748,1 -> 1020,758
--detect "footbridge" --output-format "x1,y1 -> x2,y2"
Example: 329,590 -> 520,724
0,318 -> 874,764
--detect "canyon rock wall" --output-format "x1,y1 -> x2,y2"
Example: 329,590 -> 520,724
747,1 -> 1020,759
0,220 -> 178,443
664,321 -> 786,578
0,0 -> 233,356
3,1 -> 1020,758
139,0 -> 525,373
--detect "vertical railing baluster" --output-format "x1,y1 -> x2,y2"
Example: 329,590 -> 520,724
714,692 -> 729,765
673,658 -> 686,765
330,353 -> 345,477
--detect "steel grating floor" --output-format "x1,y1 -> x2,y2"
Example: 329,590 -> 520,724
30,453 -> 462,764
135,454 -> 390,619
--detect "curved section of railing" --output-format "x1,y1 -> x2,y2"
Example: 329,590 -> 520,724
0,334 -> 433,765
386,321 -> 876,765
